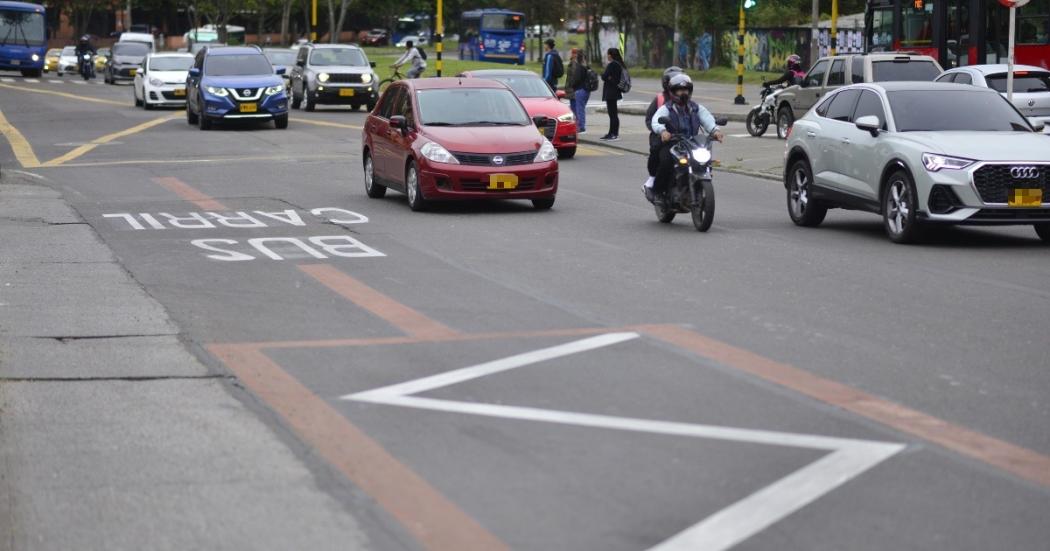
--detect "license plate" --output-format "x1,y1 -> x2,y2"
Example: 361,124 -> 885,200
239,103 -> 258,113
488,173 -> 518,190
11,60 -> 20,66
1008,188 -> 1043,207
339,88 -> 355,97
173,88 -> 186,97
129,68 -> 136,76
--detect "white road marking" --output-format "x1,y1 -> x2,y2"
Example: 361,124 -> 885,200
730,133 -> 752,138
23,78 -> 38,83
48,79 -> 62,84
343,333 -> 905,551
71,80 -> 86,85
0,77 -> 14,82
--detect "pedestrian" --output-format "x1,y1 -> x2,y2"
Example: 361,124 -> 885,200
600,47 -> 626,141
564,48 -> 589,134
542,38 -> 563,92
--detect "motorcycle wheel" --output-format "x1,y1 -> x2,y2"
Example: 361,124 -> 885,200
654,200 -> 676,223
745,110 -> 768,137
691,179 -> 715,232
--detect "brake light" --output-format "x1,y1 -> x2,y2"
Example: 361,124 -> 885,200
1015,71 -> 1029,76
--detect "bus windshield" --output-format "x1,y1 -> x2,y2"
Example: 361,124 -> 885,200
395,19 -> 421,35
482,13 -> 524,31
0,9 -> 46,47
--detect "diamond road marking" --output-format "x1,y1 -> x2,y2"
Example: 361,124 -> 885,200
343,332 -> 904,551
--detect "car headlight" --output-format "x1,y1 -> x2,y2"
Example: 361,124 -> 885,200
205,85 -> 229,97
361,73 -> 372,84
264,85 -> 284,96
557,112 -> 574,122
922,153 -> 974,172
317,72 -> 330,82
31,53 -> 39,61
534,139 -> 557,163
149,77 -> 163,86
420,142 -> 459,164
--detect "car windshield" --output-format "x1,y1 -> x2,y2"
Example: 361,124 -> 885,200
113,43 -> 149,57
61,46 -> 75,55
150,56 -> 193,71
206,54 -> 274,76
417,88 -> 530,126
889,90 -> 1033,131
986,72 -> 1050,93
310,48 -> 366,67
482,75 -> 553,98
872,60 -> 941,82
264,50 -> 296,66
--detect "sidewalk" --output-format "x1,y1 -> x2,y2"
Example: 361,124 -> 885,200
591,79 -> 765,122
0,171 -> 381,550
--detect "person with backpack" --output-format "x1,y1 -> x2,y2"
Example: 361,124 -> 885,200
564,49 -> 590,134
600,47 -> 628,141
392,40 -> 426,79
641,66 -> 684,201
542,39 -> 564,91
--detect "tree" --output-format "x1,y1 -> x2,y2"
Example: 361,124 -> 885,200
326,0 -> 351,43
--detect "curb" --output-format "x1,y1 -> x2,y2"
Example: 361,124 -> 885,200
577,137 -> 782,183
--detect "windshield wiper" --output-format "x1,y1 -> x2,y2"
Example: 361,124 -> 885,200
424,122 -> 456,126
457,121 -> 522,126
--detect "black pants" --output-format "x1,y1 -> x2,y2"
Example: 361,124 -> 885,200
606,99 -> 619,136
652,144 -> 677,195
647,139 -> 660,177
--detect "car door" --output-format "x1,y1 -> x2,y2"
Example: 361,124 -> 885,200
386,88 -> 418,186
370,85 -> 402,183
840,89 -> 889,202
825,57 -> 847,96
817,88 -> 862,194
794,59 -> 829,113
187,51 -> 205,113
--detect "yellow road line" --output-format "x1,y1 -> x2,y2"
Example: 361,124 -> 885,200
0,82 -> 126,107
44,153 -> 347,169
292,118 -> 362,130
576,144 -> 623,156
0,109 -> 41,168
42,116 -> 177,167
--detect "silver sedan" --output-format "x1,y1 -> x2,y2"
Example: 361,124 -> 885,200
783,81 -> 1050,243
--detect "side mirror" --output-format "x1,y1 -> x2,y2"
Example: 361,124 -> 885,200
532,115 -> 549,127
556,89 -> 566,99
188,67 -> 200,78
370,61 -> 377,68
1029,118 -> 1046,132
389,115 -> 407,131
275,66 -> 286,75
715,117 -> 728,126
855,115 -> 881,137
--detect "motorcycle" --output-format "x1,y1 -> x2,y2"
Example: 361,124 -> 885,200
78,53 -> 95,80
745,84 -> 783,137
652,116 -> 728,232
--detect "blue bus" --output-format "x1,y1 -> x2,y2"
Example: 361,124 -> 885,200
0,1 -> 46,76
392,14 -> 430,46
459,9 -> 526,65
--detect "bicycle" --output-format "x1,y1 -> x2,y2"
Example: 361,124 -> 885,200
378,68 -> 404,93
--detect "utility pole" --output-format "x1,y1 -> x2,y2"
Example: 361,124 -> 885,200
311,0 -> 317,41
810,0 -> 819,64
673,0 -> 680,66
436,0 -> 443,76
830,0 -> 839,56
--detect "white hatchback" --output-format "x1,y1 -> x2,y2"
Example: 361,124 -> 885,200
133,53 -> 194,109
936,64 -> 1050,132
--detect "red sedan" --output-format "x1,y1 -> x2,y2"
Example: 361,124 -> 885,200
458,69 -> 579,159
361,78 -> 559,211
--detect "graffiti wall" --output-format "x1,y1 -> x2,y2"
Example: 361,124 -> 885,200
718,29 -> 809,72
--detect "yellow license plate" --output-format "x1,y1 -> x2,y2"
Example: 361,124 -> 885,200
239,103 -> 258,113
339,88 -> 355,97
173,88 -> 186,97
488,173 -> 518,190
1008,188 -> 1043,207
129,68 -> 136,76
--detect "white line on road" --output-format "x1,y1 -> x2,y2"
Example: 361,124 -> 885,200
343,333 -> 905,551
0,77 -> 13,83
70,80 -> 85,85
23,78 -> 38,83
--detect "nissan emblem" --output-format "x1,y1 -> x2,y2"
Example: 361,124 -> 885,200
492,155 -> 504,166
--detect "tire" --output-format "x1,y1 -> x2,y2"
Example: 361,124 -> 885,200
654,201 -> 676,223
557,147 -> 576,159
21,68 -> 41,78
274,114 -> 288,129
363,151 -> 386,198
882,169 -> 922,244
134,93 -> 143,107
351,104 -> 362,112
786,158 -> 828,227
304,90 -> 316,112
1034,223 -> 1050,243
199,114 -> 213,131
186,105 -> 199,125
143,99 -> 153,110
691,179 -> 716,232
378,78 -> 396,93
366,101 -> 377,112
776,106 -> 794,140
406,161 -> 427,211
532,197 -> 555,210
291,86 -> 302,109
745,109 -> 768,137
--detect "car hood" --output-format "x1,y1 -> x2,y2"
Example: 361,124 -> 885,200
202,74 -> 283,88
519,97 -> 572,118
149,70 -> 188,82
420,125 -> 544,154
113,55 -> 144,64
312,65 -> 370,73
897,131 -> 1050,161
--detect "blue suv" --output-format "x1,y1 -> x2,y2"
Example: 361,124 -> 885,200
186,46 -> 289,130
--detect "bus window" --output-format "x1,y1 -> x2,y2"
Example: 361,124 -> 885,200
870,7 -> 895,50
0,8 -> 46,46
902,0 -> 935,46
482,13 -> 524,31
1017,0 -> 1049,44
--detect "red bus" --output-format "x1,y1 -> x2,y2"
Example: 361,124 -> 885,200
865,0 -> 1050,69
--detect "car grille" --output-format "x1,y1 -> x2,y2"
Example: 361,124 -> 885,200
972,164 -> 1050,203
161,91 -> 187,100
452,151 -> 536,166
118,68 -> 136,77
325,73 -> 364,83
460,177 -> 538,191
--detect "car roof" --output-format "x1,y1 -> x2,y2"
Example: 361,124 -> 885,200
405,77 -> 510,91
947,64 -> 1048,74
462,70 -> 539,78
206,46 -> 263,56
147,52 -> 192,58
306,43 -> 362,49
863,81 -> 999,93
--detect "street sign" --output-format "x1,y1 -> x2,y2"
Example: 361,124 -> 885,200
998,0 -> 1030,7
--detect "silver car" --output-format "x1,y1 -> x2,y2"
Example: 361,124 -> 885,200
936,64 -> 1050,132
784,82 -> 1050,244
290,43 -> 378,112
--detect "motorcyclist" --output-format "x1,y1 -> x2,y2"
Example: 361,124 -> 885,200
761,54 -> 805,88
74,35 -> 96,78
649,74 -> 724,206
642,66 -> 683,201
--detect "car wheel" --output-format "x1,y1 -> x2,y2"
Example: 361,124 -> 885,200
787,158 -> 828,227
186,105 -> 199,125
405,161 -> 427,211
274,114 -> 288,129
134,92 -> 143,107
776,106 -> 794,140
367,101 -> 377,112
532,197 -> 555,210
557,147 -> 576,159
1034,223 -> 1050,243
882,169 -> 922,244
363,151 -> 386,198
291,86 -> 302,109
304,90 -> 316,112
199,114 -> 212,131
21,68 -> 41,78
351,103 -> 362,112
143,99 -> 153,110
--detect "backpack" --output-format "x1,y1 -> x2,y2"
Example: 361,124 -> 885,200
617,63 -> 632,93
550,53 -> 564,80
416,46 -> 427,61
585,67 -> 599,92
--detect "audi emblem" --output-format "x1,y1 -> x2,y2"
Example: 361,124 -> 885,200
242,89 -> 251,96
1010,166 -> 1040,179
492,155 -> 504,165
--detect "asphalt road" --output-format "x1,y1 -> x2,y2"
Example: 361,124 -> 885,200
1,72 -> 1049,551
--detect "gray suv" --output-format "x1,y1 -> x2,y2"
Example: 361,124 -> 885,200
774,53 -> 942,138
290,43 -> 379,112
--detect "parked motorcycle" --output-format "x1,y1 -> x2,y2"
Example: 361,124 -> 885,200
745,85 -> 784,138
79,54 -> 95,80
653,116 -> 728,232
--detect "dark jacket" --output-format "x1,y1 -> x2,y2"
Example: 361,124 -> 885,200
565,60 -> 586,93
645,92 -> 673,148
601,61 -> 623,102
763,69 -> 804,87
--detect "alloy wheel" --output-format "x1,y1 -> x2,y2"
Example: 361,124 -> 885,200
886,179 -> 911,236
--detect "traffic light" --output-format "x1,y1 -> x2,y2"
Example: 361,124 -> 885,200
744,0 -> 756,8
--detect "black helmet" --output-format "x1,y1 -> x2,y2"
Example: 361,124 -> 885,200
667,73 -> 693,104
661,66 -> 683,92
79,34 -> 90,44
